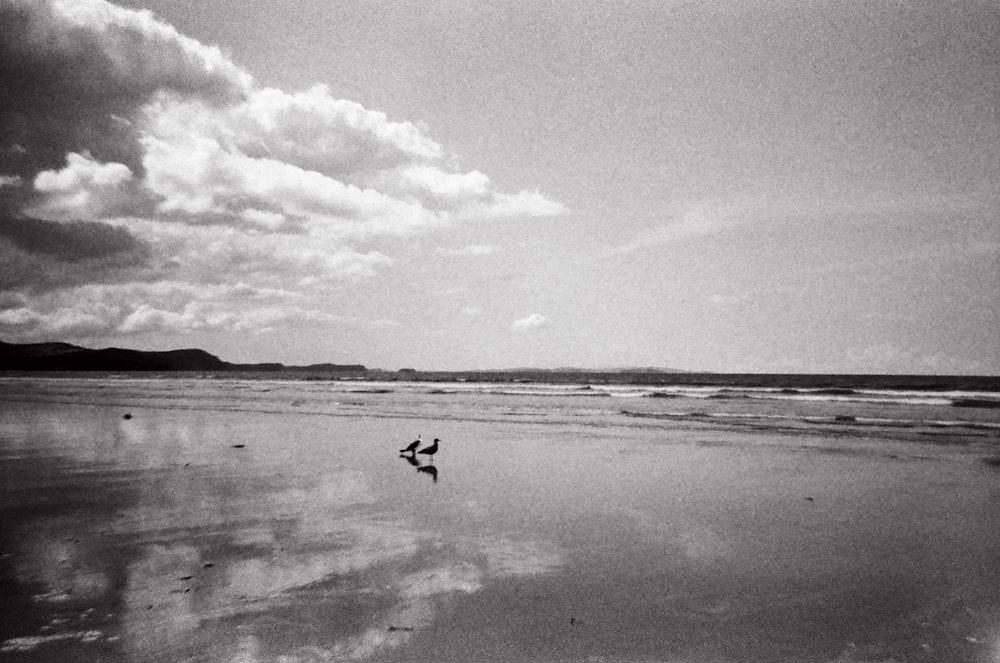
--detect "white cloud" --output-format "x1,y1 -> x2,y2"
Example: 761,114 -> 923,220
0,302 -> 120,338
511,313 -> 548,331
0,0 -> 565,344
460,189 -> 569,220
48,0 -> 253,98
396,166 -> 490,205
34,152 -> 132,191
139,116 -> 442,237
436,244 -> 494,257
116,219 -> 394,285
134,91 -> 561,236
31,152 -> 135,219
0,280 -> 364,338
234,85 -> 443,175
116,302 -> 344,335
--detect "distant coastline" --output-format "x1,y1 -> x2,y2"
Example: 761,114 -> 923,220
0,340 -> 365,374
2,340 -> 998,392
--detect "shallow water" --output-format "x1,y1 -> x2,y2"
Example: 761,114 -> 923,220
1,377 -> 999,662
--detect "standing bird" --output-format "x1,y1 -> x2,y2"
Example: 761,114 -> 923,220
400,435 -> 421,454
418,438 -> 440,460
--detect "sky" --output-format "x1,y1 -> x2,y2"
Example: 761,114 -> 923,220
0,0 -> 997,373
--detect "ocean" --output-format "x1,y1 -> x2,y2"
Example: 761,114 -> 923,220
1,374 -> 999,662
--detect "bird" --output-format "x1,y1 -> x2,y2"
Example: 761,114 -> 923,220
400,435 -> 421,454
418,438 -> 440,459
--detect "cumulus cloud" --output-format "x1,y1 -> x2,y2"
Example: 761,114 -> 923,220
470,189 -> 568,219
0,0 -> 564,344
511,313 -> 548,331
0,0 -> 250,179
30,152 -> 145,220
0,280 -> 372,338
232,85 -> 442,177
436,244 -> 494,257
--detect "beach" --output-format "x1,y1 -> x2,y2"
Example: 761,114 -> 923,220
1,376 -> 999,663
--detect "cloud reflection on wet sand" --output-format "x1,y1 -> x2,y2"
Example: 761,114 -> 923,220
2,417 -> 565,662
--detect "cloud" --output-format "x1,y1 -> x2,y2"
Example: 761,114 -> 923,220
610,200 -> 742,256
0,215 -> 150,290
0,0 -> 250,179
436,244 -> 494,257
35,152 -> 132,192
0,215 -> 144,264
30,152 -> 144,220
610,191 -> 995,257
469,189 -> 568,219
0,0 -> 565,344
397,166 -> 490,204
511,313 -> 548,331
135,92 -> 448,237
231,85 -> 442,177
0,280 -> 380,338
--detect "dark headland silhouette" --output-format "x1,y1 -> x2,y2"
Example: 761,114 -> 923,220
0,340 -> 366,373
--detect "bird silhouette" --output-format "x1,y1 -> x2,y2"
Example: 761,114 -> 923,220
418,438 -> 439,459
400,435 -> 421,454
417,464 -> 438,483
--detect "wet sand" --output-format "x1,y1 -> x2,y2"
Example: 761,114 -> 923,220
2,381 -> 1000,662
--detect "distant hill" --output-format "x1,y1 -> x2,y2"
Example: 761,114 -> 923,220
504,366 -> 690,374
0,341 -> 366,373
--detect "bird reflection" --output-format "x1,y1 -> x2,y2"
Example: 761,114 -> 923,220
399,452 -> 420,467
417,464 -> 438,483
